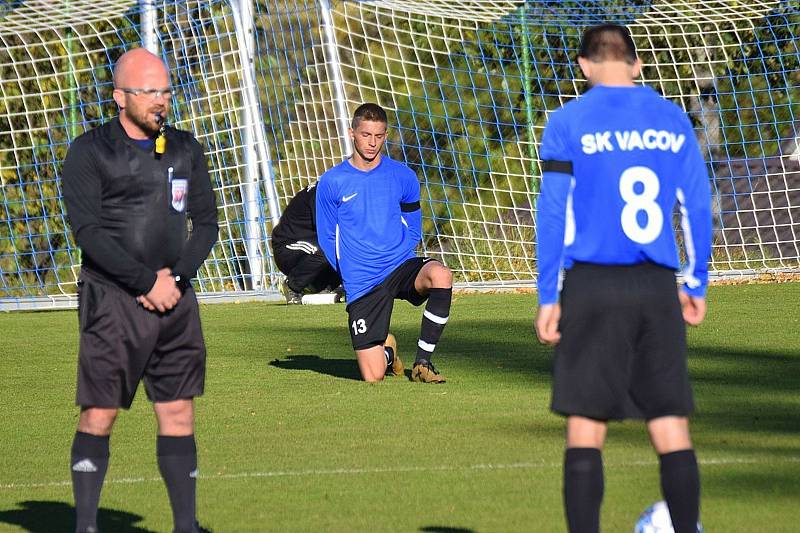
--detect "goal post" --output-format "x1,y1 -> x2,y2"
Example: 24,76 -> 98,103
0,0 -> 281,309
259,0 -> 799,285
1,0 -> 798,310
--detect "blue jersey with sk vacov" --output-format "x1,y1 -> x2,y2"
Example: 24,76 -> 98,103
316,156 -> 422,302
536,85 -> 712,305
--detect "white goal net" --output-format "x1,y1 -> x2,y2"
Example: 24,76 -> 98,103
1,0 -> 798,309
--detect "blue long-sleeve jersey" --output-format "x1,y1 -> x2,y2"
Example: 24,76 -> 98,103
316,156 -> 422,302
536,85 -> 712,305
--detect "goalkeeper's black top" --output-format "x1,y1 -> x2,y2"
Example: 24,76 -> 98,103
271,183 -> 319,246
62,117 -> 218,295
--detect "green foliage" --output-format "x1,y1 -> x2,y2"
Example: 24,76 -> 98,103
638,10 -> 800,160
0,2 -> 259,296
323,3 -> 800,277
0,22 -> 124,295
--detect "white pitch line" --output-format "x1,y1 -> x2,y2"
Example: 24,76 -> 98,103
2,456 -> 798,491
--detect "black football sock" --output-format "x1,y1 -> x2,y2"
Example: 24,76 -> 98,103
415,287 -> 452,364
660,449 -> 700,533
157,435 -> 198,533
71,431 -> 110,533
384,345 -> 395,368
564,447 -> 603,533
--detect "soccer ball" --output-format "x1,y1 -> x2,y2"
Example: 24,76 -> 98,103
634,501 -> 703,533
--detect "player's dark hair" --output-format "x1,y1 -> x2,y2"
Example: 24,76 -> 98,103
578,24 -> 637,65
352,102 -> 388,129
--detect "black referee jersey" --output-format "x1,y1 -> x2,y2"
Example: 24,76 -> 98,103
271,183 -> 319,247
62,117 -> 218,294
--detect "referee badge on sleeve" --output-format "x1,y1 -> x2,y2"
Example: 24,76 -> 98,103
170,178 -> 189,213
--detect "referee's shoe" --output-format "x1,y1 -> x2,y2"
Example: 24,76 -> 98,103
384,333 -> 404,377
412,359 -> 446,383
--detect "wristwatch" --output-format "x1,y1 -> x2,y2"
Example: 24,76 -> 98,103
172,273 -> 189,291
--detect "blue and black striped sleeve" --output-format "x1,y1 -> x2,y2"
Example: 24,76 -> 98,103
536,114 -> 574,306
400,165 -> 422,244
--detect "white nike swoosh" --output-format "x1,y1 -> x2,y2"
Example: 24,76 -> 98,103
342,193 -> 358,202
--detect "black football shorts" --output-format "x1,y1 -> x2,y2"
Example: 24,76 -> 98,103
75,268 -> 206,408
550,262 -> 694,421
345,257 -> 434,350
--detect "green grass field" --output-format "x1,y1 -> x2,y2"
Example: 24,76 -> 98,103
0,283 -> 798,532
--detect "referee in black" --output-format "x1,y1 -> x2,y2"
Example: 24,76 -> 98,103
62,48 -> 218,533
271,182 -> 342,304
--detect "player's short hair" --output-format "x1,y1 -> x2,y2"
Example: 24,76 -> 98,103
578,24 -> 637,65
352,103 -> 388,129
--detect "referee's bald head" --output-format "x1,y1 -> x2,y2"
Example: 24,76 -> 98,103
113,48 -> 167,88
579,24 -> 637,65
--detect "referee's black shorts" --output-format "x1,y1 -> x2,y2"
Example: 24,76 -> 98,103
75,268 -> 206,409
551,262 -> 694,421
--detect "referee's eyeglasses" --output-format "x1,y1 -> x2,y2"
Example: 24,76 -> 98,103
118,87 -> 173,100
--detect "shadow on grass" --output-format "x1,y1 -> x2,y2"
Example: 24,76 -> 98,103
419,526 -> 475,533
0,500 -> 156,532
688,346 -> 800,435
269,354 -> 362,380
267,310 -> 799,437
702,465 -> 800,499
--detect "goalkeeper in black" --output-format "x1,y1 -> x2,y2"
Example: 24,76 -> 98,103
62,48 -> 218,533
271,183 -> 342,304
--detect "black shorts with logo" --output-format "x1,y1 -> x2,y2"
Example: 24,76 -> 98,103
76,268 -> 207,409
551,262 -> 694,421
346,257 -> 433,350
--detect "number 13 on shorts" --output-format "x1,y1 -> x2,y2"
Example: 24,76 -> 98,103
352,318 -> 367,335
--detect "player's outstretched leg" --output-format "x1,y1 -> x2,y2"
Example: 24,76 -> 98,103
649,416 -> 700,533
412,262 -> 452,383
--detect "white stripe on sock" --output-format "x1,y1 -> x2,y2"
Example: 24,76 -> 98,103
423,309 -> 448,324
418,339 -> 436,352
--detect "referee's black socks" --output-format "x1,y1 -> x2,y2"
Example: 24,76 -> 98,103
659,449 -> 700,533
71,431 -> 110,533
415,287 -> 452,364
157,435 -> 198,533
563,447 -> 603,533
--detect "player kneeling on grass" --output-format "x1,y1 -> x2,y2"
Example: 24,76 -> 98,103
534,24 -> 712,533
316,103 -> 452,383
271,182 -> 343,304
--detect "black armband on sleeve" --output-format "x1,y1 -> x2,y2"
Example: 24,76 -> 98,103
541,160 -> 573,174
400,201 -> 420,212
